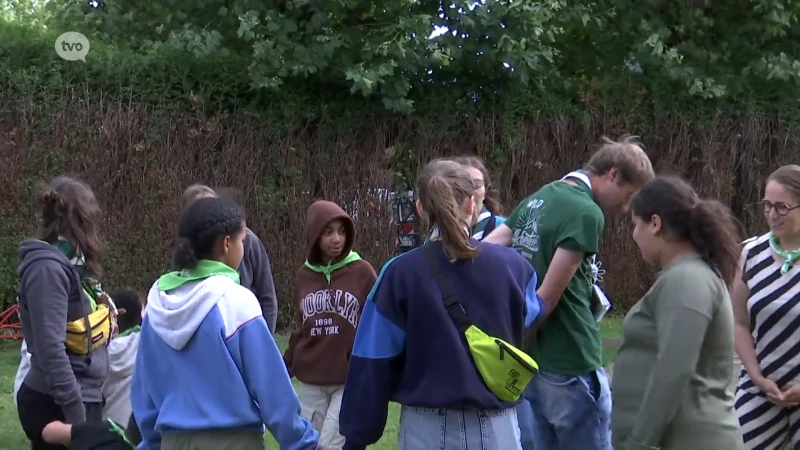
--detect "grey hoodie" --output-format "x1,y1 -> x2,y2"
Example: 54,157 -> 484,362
16,239 -> 109,424
239,228 -> 278,332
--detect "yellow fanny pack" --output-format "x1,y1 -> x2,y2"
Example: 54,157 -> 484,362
64,275 -> 112,355
422,244 -> 538,403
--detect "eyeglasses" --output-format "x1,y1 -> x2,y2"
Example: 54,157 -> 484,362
761,200 -> 800,216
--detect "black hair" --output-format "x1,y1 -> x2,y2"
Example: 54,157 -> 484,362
172,197 -> 246,270
631,176 -> 741,286
111,290 -> 143,332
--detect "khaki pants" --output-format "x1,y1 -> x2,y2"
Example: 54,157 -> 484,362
162,430 -> 264,450
299,382 -> 345,449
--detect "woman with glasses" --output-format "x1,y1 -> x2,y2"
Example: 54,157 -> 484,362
734,165 -> 800,449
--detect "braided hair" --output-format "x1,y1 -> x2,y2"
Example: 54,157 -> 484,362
172,197 -> 246,270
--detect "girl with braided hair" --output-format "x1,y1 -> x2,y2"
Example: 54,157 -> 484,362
131,197 -> 321,450
16,176 -> 112,450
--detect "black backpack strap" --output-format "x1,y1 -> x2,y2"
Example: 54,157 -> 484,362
421,244 -> 471,331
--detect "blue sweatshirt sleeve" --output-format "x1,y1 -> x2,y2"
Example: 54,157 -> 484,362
523,268 -> 543,329
131,341 -> 161,450
225,311 -> 318,450
340,258 -> 406,450
507,252 -> 543,331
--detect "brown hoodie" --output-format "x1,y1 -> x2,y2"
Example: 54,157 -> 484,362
283,200 -> 377,385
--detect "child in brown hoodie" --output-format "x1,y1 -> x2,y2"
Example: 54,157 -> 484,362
284,200 -> 377,450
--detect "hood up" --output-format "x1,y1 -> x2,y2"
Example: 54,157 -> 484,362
305,200 -> 355,265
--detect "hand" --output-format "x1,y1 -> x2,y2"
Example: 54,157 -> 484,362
754,376 -> 797,407
42,421 -> 72,445
781,384 -> 800,405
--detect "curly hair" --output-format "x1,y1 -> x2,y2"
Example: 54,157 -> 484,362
38,176 -> 103,276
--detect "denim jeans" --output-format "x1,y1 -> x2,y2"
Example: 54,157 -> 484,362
515,399 -> 536,450
522,368 -> 612,450
398,405 -> 522,450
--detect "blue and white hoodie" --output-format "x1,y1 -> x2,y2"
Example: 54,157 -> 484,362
131,261 -> 318,450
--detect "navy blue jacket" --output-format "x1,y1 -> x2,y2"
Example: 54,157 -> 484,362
339,240 -> 542,450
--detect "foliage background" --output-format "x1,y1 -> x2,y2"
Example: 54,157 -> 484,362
2,0 -> 800,326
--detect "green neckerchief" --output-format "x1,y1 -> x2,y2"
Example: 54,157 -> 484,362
157,259 -> 240,291
107,418 -> 135,449
56,238 -> 99,311
305,251 -> 362,284
117,325 -> 141,338
769,232 -> 800,274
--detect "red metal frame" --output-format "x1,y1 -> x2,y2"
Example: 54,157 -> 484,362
0,304 -> 23,339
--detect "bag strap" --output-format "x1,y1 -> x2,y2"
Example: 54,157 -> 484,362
421,244 -> 471,332
66,264 -> 94,358
481,212 -> 497,240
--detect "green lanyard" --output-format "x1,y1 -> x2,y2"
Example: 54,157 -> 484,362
769,232 -> 800,274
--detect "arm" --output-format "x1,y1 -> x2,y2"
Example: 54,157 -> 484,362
483,223 -> 513,246
340,262 -> 405,450
627,279 -> 714,449
529,206 -> 603,334
535,248 -> 584,321
22,261 -> 86,424
130,346 -> 160,450
732,272 -> 761,381
226,298 -> 318,450
247,234 -> 279,332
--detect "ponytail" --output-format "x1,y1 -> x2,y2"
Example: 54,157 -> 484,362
416,158 -> 479,262
427,176 -> 478,261
631,176 -> 741,286
686,200 -> 741,286
172,237 -> 198,271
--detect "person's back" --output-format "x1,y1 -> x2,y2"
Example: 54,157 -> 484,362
338,158 -> 542,450
131,197 -> 318,450
511,178 -> 605,374
101,290 -> 144,426
381,241 -> 535,405
182,184 -> 280,332
484,136 -> 655,450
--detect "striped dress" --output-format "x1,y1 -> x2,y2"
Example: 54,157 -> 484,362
735,233 -> 800,450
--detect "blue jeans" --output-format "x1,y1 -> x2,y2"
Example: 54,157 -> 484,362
515,399 -> 536,450
521,368 -> 612,450
398,405 -> 522,449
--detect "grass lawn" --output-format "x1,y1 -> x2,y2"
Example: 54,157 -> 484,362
0,315 -> 625,449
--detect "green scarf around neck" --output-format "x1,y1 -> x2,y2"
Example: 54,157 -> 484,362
769,232 -> 800,274
117,325 -> 141,338
55,237 -> 101,311
157,259 -> 241,291
305,251 -> 362,284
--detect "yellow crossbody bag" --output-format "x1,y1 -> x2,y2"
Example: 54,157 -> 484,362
422,244 -> 538,403
64,270 -> 112,355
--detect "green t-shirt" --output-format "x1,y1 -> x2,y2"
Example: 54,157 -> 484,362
506,178 -> 605,375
